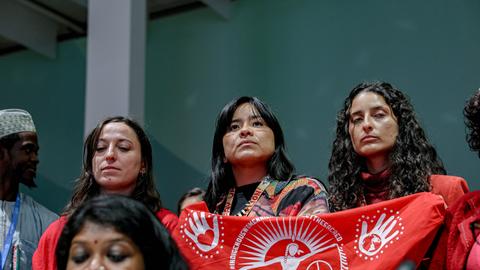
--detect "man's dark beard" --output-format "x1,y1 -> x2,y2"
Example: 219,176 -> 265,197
14,165 -> 37,188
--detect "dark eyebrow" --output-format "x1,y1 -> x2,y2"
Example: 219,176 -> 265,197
21,142 -> 39,150
117,139 -> 133,145
350,110 -> 363,117
231,115 -> 262,122
97,138 -> 132,143
350,106 -> 388,117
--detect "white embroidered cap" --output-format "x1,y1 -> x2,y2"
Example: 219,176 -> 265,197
0,109 -> 36,139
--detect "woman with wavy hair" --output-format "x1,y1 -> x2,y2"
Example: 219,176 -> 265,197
204,96 -> 329,216
33,116 -> 178,270
465,89 -> 480,156
328,81 -> 468,212
443,89 -> 480,270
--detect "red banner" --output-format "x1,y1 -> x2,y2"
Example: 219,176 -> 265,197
173,192 -> 445,269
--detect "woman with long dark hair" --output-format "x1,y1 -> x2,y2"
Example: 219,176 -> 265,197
204,96 -> 328,216
33,116 -> 178,270
328,81 -> 468,212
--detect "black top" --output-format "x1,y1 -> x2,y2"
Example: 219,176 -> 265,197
230,182 -> 259,215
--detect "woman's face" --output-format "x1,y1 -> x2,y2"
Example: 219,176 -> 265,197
92,122 -> 143,195
348,91 -> 399,163
222,103 -> 275,168
66,221 -> 145,270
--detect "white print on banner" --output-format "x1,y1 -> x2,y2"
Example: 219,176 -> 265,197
230,216 -> 348,270
354,208 -> 404,260
180,212 -> 225,258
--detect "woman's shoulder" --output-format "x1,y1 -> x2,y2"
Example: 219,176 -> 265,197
37,215 -> 69,246
42,216 -> 68,235
429,174 -> 469,190
429,174 -> 470,207
269,176 -> 327,197
155,208 -> 179,233
270,176 -> 329,215
32,216 -> 68,270
156,208 -> 177,218
285,176 -> 327,191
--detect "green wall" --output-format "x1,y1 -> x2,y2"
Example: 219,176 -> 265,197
0,39 -> 86,212
1,0 -> 479,213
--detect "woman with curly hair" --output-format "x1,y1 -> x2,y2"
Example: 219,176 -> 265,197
205,96 -> 329,217
328,81 -> 468,212
443,89 -> 480,270
465,89 -> 480,156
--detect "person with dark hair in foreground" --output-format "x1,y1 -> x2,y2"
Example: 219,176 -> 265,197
204,96 -> 329,217
328,81 -> 468,211
56,195 -> 187,270
177,187 -> 205,215
444,89 -> 480,270
0,109 -> 57,269
33,116 -> 178,270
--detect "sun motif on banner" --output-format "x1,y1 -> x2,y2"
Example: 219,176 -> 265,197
230,216 -> 348,270
354,208 -> 404,260
179,211 -> 225,259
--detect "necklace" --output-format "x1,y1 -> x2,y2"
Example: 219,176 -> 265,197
222,176 -> 271,217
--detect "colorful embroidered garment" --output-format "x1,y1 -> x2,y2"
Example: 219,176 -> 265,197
174,192 -> 445,270
215,177 -> 329,217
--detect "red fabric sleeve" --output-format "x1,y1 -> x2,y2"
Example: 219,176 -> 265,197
429,175 -> 469,207
156,208 -> 179,233
32,216 -> 68,270
427,175 -> 470,270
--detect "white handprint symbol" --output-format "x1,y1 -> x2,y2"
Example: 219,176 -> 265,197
184,212 -> 220,252
358,213 -> 400,256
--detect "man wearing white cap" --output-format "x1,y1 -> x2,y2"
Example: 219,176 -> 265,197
0,109 -> 57,269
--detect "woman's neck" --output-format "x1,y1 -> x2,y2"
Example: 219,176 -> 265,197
365,155 -> 390,174
232,165 -> 268,187
100,185 -> 135,197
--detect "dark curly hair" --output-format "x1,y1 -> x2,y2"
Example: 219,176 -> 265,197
204,96 -> 295,213
464,89 -> 480,157
328,81 -> 446,212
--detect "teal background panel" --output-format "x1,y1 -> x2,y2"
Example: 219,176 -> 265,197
0,0 -> 479,214
0,39 -> 87,213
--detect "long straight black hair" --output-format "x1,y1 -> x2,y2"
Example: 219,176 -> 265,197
204,96 -> 295,212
